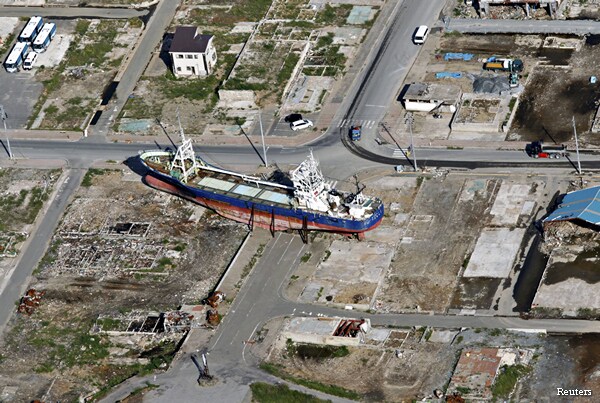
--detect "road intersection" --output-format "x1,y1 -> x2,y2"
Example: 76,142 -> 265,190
2,0 -> 600,401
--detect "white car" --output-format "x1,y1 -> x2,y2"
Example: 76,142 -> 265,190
290,119 -> 314,131
23,52 -> 38,70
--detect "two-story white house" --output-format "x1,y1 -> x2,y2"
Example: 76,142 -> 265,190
169,26 -> 217,78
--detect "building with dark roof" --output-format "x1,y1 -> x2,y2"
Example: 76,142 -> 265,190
543,186 -> 600,228
169,26 -> 216,77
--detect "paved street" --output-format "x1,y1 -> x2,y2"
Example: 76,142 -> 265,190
0,167 -> 84,334
0,6 -> 147,19
89,0 -> 182,137
100,230 -> 600,402
447,17 -> 600,34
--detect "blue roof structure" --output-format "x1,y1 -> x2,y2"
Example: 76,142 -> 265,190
544,186 -> 600,225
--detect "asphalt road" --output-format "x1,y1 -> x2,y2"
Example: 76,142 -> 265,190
344,0 -> 445,132
101,231 -> 600,402
0,6 -> 148,19
0,167 -> 84,334
89,0 -> 181,137
447,17 -> 600,34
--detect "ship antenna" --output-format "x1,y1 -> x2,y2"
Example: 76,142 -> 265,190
170,110 -> 201,183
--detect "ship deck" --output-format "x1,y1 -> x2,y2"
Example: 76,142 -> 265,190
145,157 -> 296,208
143,154 -> 382,216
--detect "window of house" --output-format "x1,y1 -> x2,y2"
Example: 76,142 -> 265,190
177,67 -> 181,71
187,66 -> 193,71
186,54 -> 193,59
176,54 -> 183,59
193,55 -> 198,59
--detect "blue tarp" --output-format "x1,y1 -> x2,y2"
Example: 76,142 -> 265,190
544,186 -> 600,225
435,72 -> 463,79
444,53 -> 474,61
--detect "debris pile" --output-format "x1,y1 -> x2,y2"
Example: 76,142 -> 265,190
164,311 -> 194,332
18,289 -> 45,315
206,309 -> 220,326
204,290 -> 226,308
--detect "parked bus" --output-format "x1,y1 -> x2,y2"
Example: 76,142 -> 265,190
32,23 -> 57,53
18,16 -> 43,43
4,42 -> 29,73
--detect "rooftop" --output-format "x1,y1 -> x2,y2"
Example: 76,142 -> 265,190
169,26 -> 213,53
543,186 -> 600,225
403,82 -> 462,102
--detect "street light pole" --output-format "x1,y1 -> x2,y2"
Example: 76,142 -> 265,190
0,105 -> 12,160
572,116 -> 582,175
258,111 -> 268,167
406,113 -> 417,171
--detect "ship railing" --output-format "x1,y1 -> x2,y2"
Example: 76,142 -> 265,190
198,162 -> 295,191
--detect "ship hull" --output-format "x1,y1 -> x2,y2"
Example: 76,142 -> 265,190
143,169 -> 384,234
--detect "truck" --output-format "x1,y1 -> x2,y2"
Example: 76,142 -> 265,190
483,58 -> 524,72
526,140 -> 569,159
350,125 -> 361,141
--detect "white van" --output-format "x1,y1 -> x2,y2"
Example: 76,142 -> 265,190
23,52 -> 38,70
413,25 -> 429,45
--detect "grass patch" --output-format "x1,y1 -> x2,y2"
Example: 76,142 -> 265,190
250,382 -> 330,403
491,364 -> 531,399
81,168 -> 107,187
260,362 -> 360,400
0,185 -> 51,231
0,33 -> 15,57
300,252 -> 312,263
292,343 -> 350,361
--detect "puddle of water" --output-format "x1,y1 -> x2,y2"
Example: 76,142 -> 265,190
544,246 -> 600,285
586,34 -> 600,46
513,233 -> 549,312
569,334 -> 600,382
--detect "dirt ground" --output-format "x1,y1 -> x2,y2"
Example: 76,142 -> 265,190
0,170 -> 247,402
263,324 -> 600,401
376,174 -> 501,313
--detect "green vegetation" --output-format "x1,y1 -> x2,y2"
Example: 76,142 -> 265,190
456,386 -> 471,395
238,243 -> 266,286
260,363 -> 360,400
287,342 -> 350,361
96,317 -> 125,331
0,33 -> 15,57
29,320 -> 110,373
81,168 -> 107,187
455,335 -> 464,344
491,364 -> 531,399
67,20 -> 119,67
190,0 -> 272,26
315,4 -> 353,26
300,252 -> 312,263
322,250 -> 331,261
250,382 -> 331,403
0,185 -> 51,231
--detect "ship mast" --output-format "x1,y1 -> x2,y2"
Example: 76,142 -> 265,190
291,150 -> 330,212
170,113 -> 201,184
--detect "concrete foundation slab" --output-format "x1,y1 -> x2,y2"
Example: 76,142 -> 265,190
490,182 -> 532,226
463,228 -> 525,278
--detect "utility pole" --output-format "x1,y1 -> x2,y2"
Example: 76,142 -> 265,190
572,116 -> 582,175
0,105 -> 12,159
405,112 -> 417,171
258,111 -> 268,167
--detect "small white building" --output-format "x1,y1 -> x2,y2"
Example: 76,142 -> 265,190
402,82 -> 461,112
169,26 -> 216,78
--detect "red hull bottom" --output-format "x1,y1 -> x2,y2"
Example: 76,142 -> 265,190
144,175 -> 381,235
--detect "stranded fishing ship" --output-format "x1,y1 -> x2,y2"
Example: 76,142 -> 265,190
138,132 -> 384,236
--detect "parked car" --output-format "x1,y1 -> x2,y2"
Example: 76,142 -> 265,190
290,119 -> 313,131
23,52 -> 38,70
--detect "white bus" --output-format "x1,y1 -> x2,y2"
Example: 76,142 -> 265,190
32,23 -> 57,53
4,42 -> 29,73
18,16 -> 44,43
